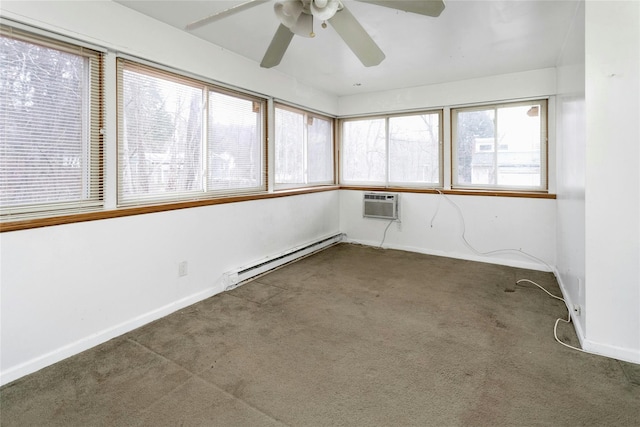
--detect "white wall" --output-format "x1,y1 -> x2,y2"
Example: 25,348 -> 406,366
341,191 -> 556,271
0,0 -> 341,385
338,68 -> 557,116
584,1 -> 640,363
556,2 -> 586,344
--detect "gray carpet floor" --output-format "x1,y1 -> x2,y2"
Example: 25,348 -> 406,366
1,243 -> 639,426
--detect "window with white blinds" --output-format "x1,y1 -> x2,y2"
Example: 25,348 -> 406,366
274,104 -> 334,189
117,59 -> 266,206
0,25 -> 103,221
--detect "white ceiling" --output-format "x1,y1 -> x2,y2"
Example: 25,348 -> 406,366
114,0 -> 580,96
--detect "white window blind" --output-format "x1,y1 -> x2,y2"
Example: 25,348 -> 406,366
307,115 -> 334,184
118,61 -> 204,205
0,25 -> 103,220
275,107 -> 305,185
275,104 -> 334,189
208,91 -> 264,193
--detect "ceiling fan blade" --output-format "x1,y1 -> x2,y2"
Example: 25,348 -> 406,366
186,0 -> 269,31
356,0 -> 445,17
260,24 -> 295,68
329,6 -> 385,67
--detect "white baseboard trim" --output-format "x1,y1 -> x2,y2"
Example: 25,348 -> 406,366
549,269 -> 640,365
344,238 -> 553,272
554,269 -> 585,347
0,284 -> 224,387
581,339 -> 640,365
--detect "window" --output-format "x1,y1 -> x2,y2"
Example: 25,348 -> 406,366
0,26 -> 103,220
452,100 -> 547,191
274,104 -> 334,188
117,60 -> 265,205
341,111 -> 442,187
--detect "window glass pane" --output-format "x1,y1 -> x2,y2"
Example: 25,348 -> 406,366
208,92 -> 262,191
0,36 -> 88,208
455,109 -> 495,186
275,105 -> 334,188
454,101 -> 545,190
496,105 -> 542,187
275,107 -> 304,184
342,118 -> 386,183
120,68 -> 203,202
389,113 -> 440,184
307,116 -> 333,183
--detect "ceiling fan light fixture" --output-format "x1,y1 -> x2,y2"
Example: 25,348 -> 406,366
274,0 -> 303,28
310,0 -> 341,21
290,12 -> 315,38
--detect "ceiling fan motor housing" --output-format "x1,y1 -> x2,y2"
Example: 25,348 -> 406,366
310,0 -> 341,21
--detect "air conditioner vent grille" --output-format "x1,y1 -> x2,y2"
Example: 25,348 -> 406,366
363,192 -> 399,220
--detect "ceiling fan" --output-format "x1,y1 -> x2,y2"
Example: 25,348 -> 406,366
186,0 -> 445,68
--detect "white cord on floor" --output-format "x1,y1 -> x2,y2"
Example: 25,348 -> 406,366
516,279 -> 585,353
516,279 -> 564,302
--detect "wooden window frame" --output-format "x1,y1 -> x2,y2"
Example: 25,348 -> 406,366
451,99 -> 549,192
339,110 -> 444,188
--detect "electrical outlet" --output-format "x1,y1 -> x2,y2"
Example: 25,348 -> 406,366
572,304 -> 581,316
178,261 -> 188,277
396,220 -> 402,231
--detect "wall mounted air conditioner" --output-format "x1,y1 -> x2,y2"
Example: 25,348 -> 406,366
363,192 -> 399,220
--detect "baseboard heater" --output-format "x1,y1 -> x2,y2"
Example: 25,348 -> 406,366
222,233 -> 345,291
